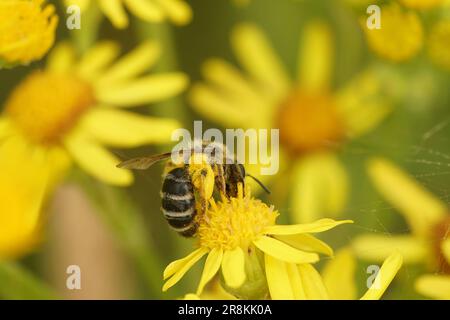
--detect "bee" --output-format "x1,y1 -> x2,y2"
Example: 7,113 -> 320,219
117,141 -> 269,237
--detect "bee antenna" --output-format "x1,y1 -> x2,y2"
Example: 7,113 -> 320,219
246,174 -> 271,194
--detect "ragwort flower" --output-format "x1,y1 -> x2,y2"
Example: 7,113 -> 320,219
0,40 -> 187,186
352,157 -> 450,299
0,0 -> 57,67
163,184 -> 352,299
189,22 -> 393,223
64,0 -> 192,29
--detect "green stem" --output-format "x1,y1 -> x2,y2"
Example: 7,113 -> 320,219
70,2 -> 102,54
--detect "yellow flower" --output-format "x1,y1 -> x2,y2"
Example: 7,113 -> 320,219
352,157 -> 450,298
1,40 -> 187,186
189,22 -> 393,223
427,20 -> 450,71
362,3 -> 424,62
0,135 -> 68,259
398,0 -> 444,10
64,0 -> 192,29
322,248 -> 403,300
163,184 -> 352,299
0,0 -> 58,67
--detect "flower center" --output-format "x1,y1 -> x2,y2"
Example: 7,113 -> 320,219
432,216 -> 450,274
276,89 -> 344,156
0,0 -> 58,64
196,185 -> 278,251
5,71 -> 95,145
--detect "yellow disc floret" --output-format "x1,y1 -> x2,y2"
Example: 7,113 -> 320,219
5,71 -> 95,145
197,184 -> 278,251
363,4 -> 423,62
0,0 -> 58,65
277,90 -> 344,155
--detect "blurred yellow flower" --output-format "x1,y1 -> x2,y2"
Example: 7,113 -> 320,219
1,41 -> 187,186
352,157 -> 450,298
163,183 -> 352,299
322,248 -> 403,300
189,22 -> 393,223
427,20 -> 450,71
64,0 -> 192,29
398,0 -> 443,10
0,136 -> 68,259
0,0 -> 58,67
362,3 -> 424,62
415,273 -> 450,299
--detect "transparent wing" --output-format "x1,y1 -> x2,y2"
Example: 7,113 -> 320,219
116,152 -> 173,170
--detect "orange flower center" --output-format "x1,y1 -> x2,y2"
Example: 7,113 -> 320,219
432,216 -> 450,274
5,71 -> 95,145
276,90 -> 345,156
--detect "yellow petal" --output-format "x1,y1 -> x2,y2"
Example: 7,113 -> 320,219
253,236 -> 319,264
96,41 -> 161,87
352,234 -> 427,264
64,0 -> 90,11
368,157 -> 447,237
290,153 -> 349,223
124,0 -> 164,23
231,23 -> 290,100
96,73 -> 188,107
157,0 -> 192,25
298,21 -> 333,92
189,83 -> 256,128
201,58 -> 268,106
360,251 -> 403,300
79,108 -> 180,148
264,254 -> 295,299
163,248 -> 209,291
221,247 -> 246,288
442,239 -> 450,265
265,219 -> 353,236
76,41 -> 120,81
336,68 -> 392,138
321,248 -> 357,300
297,264 -> 329,299
164,247 -> 209,280
64,129 -> 133,186
274,234 -> 333,256
286,263 -> 307,299
0,117 -> 12,139
0,138 -> 53,258
415,275 -> 450,300
197,248 -> 223,295
183,293 -> 201,300
46,42 -> 76,73
99,0 -> 129,29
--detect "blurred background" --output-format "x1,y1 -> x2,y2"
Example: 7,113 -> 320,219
0,0 -> 449,299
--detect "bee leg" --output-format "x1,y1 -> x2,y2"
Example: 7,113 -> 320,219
214,164 -> 227,197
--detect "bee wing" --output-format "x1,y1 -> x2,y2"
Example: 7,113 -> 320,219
117,152 -> 173,170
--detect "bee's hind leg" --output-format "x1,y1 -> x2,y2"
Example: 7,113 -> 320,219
214,164 -> 227,197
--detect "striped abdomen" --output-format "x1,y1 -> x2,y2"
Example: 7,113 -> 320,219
160,167 -> 197,237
